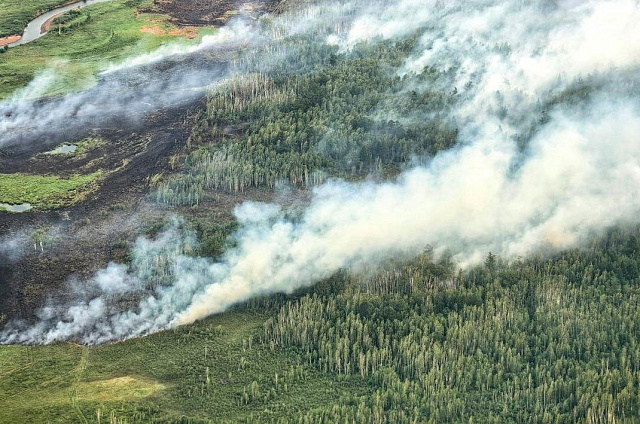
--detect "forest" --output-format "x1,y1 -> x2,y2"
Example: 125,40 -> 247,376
2,0 -> 640,422
259,228 -> 640,422
155,35 -> 458,206
148,8 -> 640,421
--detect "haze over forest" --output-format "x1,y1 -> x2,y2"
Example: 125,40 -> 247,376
1,0 -> 640,422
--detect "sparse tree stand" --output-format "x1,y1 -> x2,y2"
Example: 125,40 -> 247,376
31,228 -> 48,252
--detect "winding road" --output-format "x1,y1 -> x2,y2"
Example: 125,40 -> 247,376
7,0 -> 113,48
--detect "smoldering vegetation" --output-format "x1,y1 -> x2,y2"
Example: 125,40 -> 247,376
0,231 -> 31,264
0,218 -> 200,344
4,0 -> 640,344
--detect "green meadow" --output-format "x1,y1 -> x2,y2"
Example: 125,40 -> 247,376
0,310 -> 369,424
0,0 -> 214,100
0,172 -> 101,209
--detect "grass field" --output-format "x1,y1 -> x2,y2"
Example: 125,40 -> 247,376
0,172 -> 101,209
0,0 -> 70,38
0,0 -> 214,99
0,310 -> 370,423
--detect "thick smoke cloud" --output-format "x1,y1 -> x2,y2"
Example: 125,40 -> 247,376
178,99 -> 640,324
3,0 -> 640,343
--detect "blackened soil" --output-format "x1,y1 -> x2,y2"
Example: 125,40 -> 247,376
0,100 -> 199,322
0,0 -> 285,325
142,0 -> 277,27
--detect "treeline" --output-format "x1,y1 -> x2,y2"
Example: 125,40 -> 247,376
156,34 -> 458,206
256,228 -> 640,423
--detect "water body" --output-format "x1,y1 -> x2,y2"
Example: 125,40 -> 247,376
46,144 -> 78,154
0,203 -> 33,212
8,0 -> 114,48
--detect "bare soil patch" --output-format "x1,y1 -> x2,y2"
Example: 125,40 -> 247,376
141,24 -> 199,38
42,12 -> 63,32
0,35 -> 21,47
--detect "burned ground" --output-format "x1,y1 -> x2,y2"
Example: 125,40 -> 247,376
0,91 -> 282,323
0,45 -> 248,323
0,0 -> 285,323
0,103 -> 189,321
141,0 -> 277,27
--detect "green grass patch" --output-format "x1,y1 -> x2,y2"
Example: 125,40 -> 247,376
0,311 -> 371,423
76,136 -> 105,154
0,171 -> 101,209
0,0 -> 212,99
0,0 -> 70,38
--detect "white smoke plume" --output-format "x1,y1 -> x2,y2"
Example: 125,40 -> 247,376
178,98 -> 640,324
3,0 -> 640,343
0,1 -> 354,148
0,19 -> 262,148
0,231 -> 30,263
103,20 -> 259,73
1,220 -> 200,344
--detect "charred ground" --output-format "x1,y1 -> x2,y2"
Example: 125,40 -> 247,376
141,0 -> 277,27
0,0 -> 279,324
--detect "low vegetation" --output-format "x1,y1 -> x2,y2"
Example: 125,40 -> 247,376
0,0 -> 214,99
0,311 -> 370,423
0,0 -> 69,38
0,171 -> 101,209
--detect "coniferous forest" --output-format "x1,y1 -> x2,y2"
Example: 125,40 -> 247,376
2,0 -> 640,423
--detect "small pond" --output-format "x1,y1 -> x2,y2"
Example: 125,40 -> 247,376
46,144 -> 78,154
0,203 -> 33,213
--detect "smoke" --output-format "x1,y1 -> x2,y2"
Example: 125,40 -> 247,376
103,21 -> 259,73
0,1 -> 357,148
0,231 -> 30,263
4,0 -> 640,343
177,98 -> 640,324
397,0 -> 640,122
0,220 -> 200,344
0,19 -> 260,148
